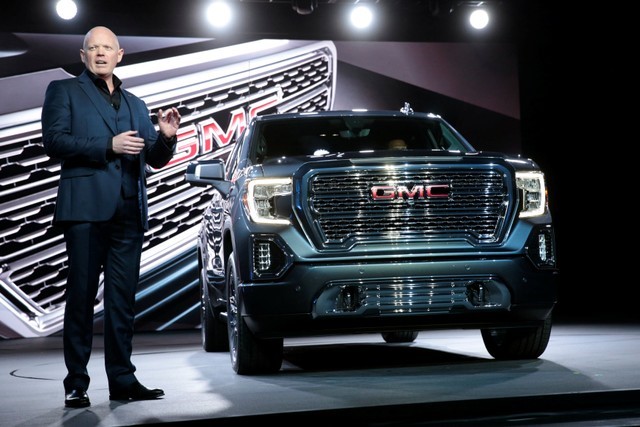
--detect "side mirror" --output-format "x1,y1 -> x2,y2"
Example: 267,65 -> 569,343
185,159 -> 232,195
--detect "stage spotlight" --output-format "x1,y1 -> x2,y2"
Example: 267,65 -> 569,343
350,5 -> 374,30
206,1 -> 233,28
56,0 -> 77,20
469,8 -> 490,30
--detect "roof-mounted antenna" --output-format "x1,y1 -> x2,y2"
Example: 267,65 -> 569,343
400,102 -> 414,115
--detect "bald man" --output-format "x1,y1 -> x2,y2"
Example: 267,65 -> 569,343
42,26 -> 181,408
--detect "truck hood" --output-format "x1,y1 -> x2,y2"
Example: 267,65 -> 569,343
257,149 -> 539,177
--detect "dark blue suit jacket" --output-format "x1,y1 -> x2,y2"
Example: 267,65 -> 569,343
41,70 -> 175,230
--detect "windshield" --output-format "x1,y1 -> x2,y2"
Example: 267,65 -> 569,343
251,116 -> 473,162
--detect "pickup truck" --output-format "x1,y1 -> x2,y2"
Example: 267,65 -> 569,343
186,104 -> 559,374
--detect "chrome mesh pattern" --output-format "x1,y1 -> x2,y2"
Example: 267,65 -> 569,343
318,275 -> 502,316
309,168 -> 509,246
0,40 -> 336,337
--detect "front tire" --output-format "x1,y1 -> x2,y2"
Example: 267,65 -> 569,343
226,252 -> 283,375
382,330 -> 419,343
481,315 -> 552,359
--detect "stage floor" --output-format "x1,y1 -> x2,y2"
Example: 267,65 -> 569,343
2,320 -> 640,427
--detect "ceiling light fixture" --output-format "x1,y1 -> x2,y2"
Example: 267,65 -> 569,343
55,0 -> 77,20
350,5 -> 374,30
207,1 -> 233,28
469,8 -> 490,29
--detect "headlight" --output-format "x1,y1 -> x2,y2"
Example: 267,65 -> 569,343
243,178 -> 292,224
516,171 -> 546,217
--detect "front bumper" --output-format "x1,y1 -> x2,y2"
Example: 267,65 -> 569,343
239,255 -> 558,338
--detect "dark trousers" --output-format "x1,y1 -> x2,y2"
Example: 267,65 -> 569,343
62,194 -> 143,392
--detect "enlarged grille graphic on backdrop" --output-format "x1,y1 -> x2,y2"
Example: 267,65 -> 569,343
0,39 -> 337,338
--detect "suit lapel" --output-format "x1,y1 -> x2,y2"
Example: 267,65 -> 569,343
77,71 -> 118,135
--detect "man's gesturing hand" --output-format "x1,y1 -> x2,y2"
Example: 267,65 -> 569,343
157,107 -> 181,139
112,130 -> 145,155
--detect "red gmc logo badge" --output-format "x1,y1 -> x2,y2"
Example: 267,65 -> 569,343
371,184 -> 450,200
154,91 -> 283,171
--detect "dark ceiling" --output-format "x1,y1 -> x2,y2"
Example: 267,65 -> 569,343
3,0 -> 537,43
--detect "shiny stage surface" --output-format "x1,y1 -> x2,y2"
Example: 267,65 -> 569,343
1,320 -> 640,427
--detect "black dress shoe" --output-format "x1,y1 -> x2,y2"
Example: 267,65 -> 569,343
109,381 -> 164,401
65,389 -> 90,408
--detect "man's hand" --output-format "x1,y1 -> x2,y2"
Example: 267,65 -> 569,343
157,107 -> 181,139
112,130 -> 145,155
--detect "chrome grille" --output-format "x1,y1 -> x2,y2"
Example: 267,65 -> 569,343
317,275 -> 504,316
309,167 -> 509,245
366,277 -> 474,314
0,40 -> 337,337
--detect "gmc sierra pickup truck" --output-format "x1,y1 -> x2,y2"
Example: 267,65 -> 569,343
185,104 -> 559,374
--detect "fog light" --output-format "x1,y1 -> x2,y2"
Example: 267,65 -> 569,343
538,233 -> 547,262
526,226 -> 556,268
255,242 -> 271,270
335,285 -> 365,312
250,235 -> 293,279
467,281 -> 486,306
